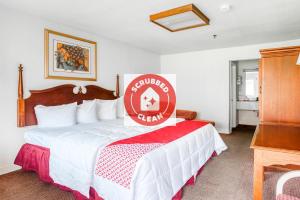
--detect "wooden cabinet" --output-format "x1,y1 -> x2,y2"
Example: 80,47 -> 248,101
252,46 -> 300,200
259,46 -> 300,125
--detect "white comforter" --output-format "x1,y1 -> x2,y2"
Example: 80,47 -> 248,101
24,119 -> 227,199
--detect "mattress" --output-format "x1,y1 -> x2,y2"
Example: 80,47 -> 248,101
24,122 -> 105,148
92,122 -> 227,200
24,125 -> 72,148
24,118 -> 186,148
23,118 -> 226,198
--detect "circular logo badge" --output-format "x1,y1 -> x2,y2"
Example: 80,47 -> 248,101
124,74 -> 176,126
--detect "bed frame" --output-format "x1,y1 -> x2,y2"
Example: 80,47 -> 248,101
17,64 -> 120,127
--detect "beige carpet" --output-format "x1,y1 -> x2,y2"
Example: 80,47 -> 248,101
182,127 -> 300,200
182,127 -> 254,200
0,127 -> 299,200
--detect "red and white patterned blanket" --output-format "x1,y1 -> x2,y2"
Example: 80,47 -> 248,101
95,120 -> 209,189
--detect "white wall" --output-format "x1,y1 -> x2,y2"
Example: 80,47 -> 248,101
161,39 -> 300,133
0,7 -> 160,174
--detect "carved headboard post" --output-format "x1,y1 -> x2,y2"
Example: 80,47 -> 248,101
16,65 -> 119,127
17,64 -> 25,127
116,74 -> 120,98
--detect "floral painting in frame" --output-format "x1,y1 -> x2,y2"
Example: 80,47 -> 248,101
45,29 -> 97,81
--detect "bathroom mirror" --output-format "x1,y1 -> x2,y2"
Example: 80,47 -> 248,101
245,71 -> 258,100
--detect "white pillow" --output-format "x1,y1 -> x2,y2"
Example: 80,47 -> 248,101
34,102 -> 77,128
93,99 -> 117,120
117,96 -> 124,118
77,100 -> 98,124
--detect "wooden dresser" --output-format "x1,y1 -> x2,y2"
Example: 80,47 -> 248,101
251,46 -> 300,200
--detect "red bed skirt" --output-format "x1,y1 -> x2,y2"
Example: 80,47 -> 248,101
14,143 -> 216,200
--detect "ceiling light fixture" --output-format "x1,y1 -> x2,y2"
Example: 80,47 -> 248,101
220,4 -> 231,12
150,4 -> 209,32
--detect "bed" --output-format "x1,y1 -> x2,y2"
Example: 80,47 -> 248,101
15,65 -> 227,200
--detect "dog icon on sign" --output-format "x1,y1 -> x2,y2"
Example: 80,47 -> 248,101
140,87 -> 159,111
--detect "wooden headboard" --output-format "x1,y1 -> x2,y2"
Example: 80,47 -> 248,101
17,65 -> 120,127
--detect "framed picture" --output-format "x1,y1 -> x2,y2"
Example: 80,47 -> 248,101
44,29 -> 97,81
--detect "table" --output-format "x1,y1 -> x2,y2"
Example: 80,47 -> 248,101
250,124 -> 300,200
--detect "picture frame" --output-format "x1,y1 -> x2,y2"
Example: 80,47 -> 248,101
44,29 -> 97,81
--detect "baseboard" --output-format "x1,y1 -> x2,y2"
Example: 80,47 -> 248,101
219,132 -> 231,135
217,128 -> 231,134
0,163 -> 21,175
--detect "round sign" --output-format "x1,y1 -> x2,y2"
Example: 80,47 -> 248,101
124,74 -> 176,126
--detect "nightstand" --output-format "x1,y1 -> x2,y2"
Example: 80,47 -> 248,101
176,109 -> 197,120
176,109 -> 215,126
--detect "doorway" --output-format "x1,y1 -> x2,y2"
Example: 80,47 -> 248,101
229,59 -> 259,133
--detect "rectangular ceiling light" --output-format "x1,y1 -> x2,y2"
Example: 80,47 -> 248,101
150,4 -> 209,32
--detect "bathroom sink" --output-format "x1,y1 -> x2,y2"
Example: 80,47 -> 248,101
237,101 -> 258,111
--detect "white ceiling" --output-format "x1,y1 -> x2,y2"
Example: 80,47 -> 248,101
1,0 -> 300,54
